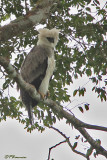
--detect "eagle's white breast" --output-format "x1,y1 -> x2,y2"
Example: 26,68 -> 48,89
39,56 -> 55,95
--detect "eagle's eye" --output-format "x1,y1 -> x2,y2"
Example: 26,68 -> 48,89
46,37 -> 54,43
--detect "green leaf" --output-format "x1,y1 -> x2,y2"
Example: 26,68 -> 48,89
84,104 -> 89,111
73,89 -> 78,96
86,147 -> 93,157
78,107 -> 84,113
86,69 -> 92,76
86,7 -> 91,12
92,86 -> 95,91
78,87 -> 86,96
94,0 -> 100,5
75,135 -> 80,139
72,142 -> 78,150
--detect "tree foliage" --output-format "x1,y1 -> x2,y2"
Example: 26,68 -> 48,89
0,0 -> 107,159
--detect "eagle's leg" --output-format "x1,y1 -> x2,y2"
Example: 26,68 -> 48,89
38,91 -> 45,99
38,91 -> 50,99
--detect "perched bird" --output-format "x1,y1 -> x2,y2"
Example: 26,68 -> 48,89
20,28 -> 60,124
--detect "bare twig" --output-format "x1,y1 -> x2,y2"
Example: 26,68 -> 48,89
50,126 -> 89,160
47,139 -> 67,160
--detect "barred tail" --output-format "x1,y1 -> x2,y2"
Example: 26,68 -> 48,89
20,89 -> 33,125
27,104 -> 33,125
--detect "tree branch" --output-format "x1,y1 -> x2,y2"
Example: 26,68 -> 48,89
0,0 -> 59,42
0,56 -> 107,158
50,126 -> 89,159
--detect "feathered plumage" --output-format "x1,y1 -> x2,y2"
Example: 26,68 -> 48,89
20,28 -> 60,124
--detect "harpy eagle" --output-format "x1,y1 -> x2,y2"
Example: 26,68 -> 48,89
20,28 -> 60,124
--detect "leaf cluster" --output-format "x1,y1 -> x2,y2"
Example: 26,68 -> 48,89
0,96 -> 22,121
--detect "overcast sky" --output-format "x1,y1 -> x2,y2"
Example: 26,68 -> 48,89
0,0 -> 107,160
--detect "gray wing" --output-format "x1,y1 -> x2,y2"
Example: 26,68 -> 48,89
20,45 -> 48,85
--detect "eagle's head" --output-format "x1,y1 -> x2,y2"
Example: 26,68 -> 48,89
37,28 -> 60,48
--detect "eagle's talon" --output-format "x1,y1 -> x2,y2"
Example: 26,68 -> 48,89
38,91 -> 45,99
46,91 -> 50,97
38,91 -> 50,100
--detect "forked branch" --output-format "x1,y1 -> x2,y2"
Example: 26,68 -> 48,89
49,126 -> 90,160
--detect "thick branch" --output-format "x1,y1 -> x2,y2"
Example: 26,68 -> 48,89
0,0 -> 59,42
0,56 -> 107,158
79,123 -> 107,131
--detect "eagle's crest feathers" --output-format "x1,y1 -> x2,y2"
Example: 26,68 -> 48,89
37,28 -> 60,48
